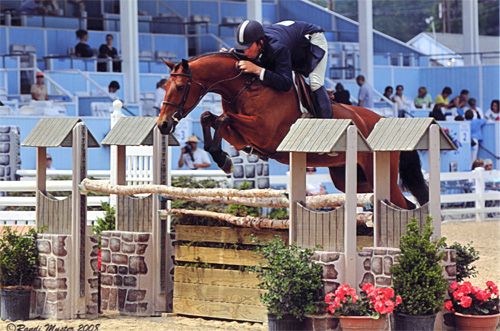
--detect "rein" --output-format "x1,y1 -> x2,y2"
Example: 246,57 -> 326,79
162,54 -> 254,123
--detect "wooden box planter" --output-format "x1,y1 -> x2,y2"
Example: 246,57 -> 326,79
173,223 -> 288,322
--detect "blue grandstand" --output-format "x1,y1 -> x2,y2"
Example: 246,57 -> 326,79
0,0 -> 498,174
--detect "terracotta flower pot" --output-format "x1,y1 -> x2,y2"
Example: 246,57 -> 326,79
454,312 -> 500,331
338,315 -> 387,331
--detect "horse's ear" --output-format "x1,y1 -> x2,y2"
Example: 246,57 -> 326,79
181,58 -> 190,71
162,58 -> 175,70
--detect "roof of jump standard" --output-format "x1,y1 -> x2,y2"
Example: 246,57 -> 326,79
367,118 -> 456,151
22,118 -> 100,147
101,117 -> 179,146
276,119 -> 372,153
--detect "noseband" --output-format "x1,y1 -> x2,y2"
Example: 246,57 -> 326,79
162,59 -> 249,123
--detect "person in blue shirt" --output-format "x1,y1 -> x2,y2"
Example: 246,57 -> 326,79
465,109 -> 487,162
228,20 -> 332,119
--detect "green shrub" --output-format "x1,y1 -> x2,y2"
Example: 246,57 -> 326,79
92,202 -> 116,237
0,227 -> 38,287
448,242 -> 480,282
257,237 -> 323,320
391,217 -> 448,316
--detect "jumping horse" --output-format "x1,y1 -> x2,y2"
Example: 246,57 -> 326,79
156,53 -> 428,209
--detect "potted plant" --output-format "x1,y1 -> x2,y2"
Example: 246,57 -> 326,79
445,280 -> 499,331
0,227 -> 38,321
391,217 -> 448,331
257,237 -> 323,331
324,283 -> 402,331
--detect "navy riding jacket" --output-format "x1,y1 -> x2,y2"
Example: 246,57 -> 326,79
258,21 -> 325,92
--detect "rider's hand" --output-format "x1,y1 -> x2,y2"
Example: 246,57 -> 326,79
237,60 -> 262,76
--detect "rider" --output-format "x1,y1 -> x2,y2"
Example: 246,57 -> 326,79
231,20 -> 332,119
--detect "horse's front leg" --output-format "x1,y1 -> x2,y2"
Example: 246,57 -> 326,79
200,111 -> 233,173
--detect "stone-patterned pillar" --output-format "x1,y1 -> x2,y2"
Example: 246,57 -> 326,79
228,146 -> 270,189
86,235 -> 99,317
100,231 -> 153,316
32,235 -> 71,319
441,248 -> 457,284
0,126 -> 20,182
357,247 -> 400,288
312,251 -> 345,295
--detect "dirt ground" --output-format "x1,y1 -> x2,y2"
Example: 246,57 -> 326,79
1,221 -> 498,331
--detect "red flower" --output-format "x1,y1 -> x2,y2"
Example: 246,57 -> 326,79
453,290 -> 465,300
444,300 -> 454,312
486,281 -> 496,288
395,295 -> 402,306
460,296 -> 472,308
327,305 -> 336,314
325,292 -> 335,304
450,281 -> 459,291
475,289 -> 491,302
362,283 -> 375,294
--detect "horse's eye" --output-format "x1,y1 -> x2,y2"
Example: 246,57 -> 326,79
176,85 -> 184,91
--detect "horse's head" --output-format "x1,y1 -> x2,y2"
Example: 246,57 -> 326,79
157,58 -> 205,135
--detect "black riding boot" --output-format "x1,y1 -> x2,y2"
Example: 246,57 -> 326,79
312,86 -> 333,119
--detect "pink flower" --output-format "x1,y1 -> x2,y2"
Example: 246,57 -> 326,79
395,295 -> 402,306
450,281 -> 459,291
444,300 -> 454,312
475,290 -> 491,302
324,292 -> 335,304
460,296 -> 472,308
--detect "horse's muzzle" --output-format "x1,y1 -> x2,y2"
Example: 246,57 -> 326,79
158,120 -> 176,135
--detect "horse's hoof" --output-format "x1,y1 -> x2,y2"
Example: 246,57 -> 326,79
221,158 -> 233,174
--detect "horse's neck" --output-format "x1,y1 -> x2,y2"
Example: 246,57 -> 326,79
193,56 -> 245,103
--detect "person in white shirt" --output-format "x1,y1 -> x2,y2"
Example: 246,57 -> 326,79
178,136 -> 212,170
465,98 -> 484,119
154,78 -> 167,115
485,99 -> 499,122
393,85 -> 411,117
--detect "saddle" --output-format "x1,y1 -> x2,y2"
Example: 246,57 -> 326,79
293,74 -> 317,117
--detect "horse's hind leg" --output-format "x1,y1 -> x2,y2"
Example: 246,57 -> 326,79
200,111 -> 232,173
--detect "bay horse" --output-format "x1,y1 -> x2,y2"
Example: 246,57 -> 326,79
156,53 -> 428,209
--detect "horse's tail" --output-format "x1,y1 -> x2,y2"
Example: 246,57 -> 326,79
399,150 -> 429,206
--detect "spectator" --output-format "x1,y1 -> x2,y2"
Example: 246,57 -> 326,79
381,86 -> 393,101
306,167 -> 326,196
69,0 -> 85,16
20,0 -> 44,14
98,34 -> 121,72
356,75 -> 373,108
429,104 -> 446,121
434,86 -> 455,109
333,83 -> 351,105
485,99 -> 499,122
46,154 -> 56,170
177,136 -> 212,170
154,79 -> 168,115
455,89 -> 469,109
465,109 -> 487,162
471,158 -> 484,170
108,81 -> 120,100
465,98 -> 483,119
414,86 -> 432,109
484,159 -> 493,171
75,29 -> 93,58
31,72 -> 48,101
393,85 -> 411,117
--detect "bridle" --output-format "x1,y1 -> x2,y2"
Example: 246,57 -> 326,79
161,56 -> 253,124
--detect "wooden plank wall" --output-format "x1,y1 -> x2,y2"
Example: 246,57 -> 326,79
36,191 -> 72,234
173,224 -> 287,322
379,201 -> 430,247
116,195 -> 153,232
296,203 -> 344,252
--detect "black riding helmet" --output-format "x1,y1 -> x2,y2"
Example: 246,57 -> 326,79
235,20 -> 265,50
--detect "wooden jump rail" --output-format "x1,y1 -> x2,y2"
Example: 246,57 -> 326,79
80,178 -> 374,209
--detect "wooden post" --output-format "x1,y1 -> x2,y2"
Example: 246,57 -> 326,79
344,125 -> 357,286
373,151 -> 391,247
428,124 -> 441,239
152,127 -> 166,314
288,152 -> 306,245
70,123 -> 88,317
36,147 -> 47,193
110,100 -> 123,208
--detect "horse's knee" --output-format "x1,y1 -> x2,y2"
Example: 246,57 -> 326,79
200,111 -> 215,125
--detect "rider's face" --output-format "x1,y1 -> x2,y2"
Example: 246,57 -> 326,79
243,41 -> 262,59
